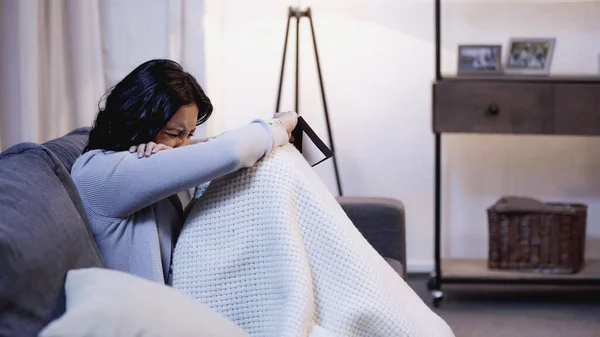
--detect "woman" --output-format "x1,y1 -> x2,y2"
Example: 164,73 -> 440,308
74,59 -> 455,337
72,59 -> 297,284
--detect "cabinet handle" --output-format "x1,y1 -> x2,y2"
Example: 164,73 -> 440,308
485,102 -> 500,117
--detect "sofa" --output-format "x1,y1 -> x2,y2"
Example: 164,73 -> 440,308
0,128 -> 406,336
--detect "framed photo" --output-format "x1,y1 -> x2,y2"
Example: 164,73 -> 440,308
505,38 -> 556,75
457,45 -> 503,75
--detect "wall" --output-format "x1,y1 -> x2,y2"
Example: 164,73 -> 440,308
203,0 -> 600,271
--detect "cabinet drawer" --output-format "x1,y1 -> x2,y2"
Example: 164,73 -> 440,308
554,84 -> 600,135
433,81 -> 554,134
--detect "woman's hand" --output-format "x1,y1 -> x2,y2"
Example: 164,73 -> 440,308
273,111 -> 298,140
129,142 -> 173,158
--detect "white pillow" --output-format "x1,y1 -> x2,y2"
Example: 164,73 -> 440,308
39,268 -> 249,337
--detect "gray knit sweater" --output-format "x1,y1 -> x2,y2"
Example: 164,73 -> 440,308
71,120 -> 285,283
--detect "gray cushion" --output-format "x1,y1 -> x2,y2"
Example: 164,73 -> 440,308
0,140 -> 104,336
42,127 -> 90,173
384,258 -> 405,279
337,197 -> 406,278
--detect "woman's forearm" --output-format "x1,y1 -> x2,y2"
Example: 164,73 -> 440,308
72,120 -> 287,218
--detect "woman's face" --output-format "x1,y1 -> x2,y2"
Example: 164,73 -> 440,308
154,104 -> 199,148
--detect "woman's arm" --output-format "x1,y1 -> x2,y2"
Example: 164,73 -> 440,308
73,121 -> 289,218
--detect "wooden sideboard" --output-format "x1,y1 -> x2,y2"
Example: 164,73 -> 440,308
433,76 -> 600,135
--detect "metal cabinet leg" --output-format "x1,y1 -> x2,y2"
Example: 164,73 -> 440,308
427,271 -> 444,307
431,133 -> 444,307
432,289 -> 444,308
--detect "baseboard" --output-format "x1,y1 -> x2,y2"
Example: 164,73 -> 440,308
407,259 -> 433,273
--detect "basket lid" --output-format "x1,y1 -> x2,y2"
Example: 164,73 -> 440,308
490,196 -> 577,214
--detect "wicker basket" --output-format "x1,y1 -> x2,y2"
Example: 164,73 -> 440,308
487,197 -> 587,274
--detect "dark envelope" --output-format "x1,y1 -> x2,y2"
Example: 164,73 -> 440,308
291,116 -> 334,167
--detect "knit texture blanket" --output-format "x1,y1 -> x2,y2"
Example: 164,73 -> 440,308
171,146 -> 454,337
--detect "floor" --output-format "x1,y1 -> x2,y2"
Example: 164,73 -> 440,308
407,274 -> 600,337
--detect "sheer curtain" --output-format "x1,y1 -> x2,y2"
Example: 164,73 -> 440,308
0,0 -> 106,150
0,0 -> 209,150
169,0 -> 217,138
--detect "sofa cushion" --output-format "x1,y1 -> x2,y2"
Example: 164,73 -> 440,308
43,127 -> 90,173
40,268 -> 249,337
337,197 -> 406,278
0,142 -> 104,336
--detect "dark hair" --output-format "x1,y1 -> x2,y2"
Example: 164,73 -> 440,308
84,59 -> 212,153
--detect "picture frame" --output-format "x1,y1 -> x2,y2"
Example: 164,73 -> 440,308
505,38 -> 556,76
457,45 -> 503,76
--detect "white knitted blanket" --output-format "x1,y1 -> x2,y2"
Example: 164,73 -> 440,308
172,146 -> 454,337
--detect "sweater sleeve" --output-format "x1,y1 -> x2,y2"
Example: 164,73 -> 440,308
72,120 -> 286,218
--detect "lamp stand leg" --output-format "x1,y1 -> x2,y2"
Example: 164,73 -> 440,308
275,9 -> 292,112
306,9 -> 342,196
293,10 -> 303,151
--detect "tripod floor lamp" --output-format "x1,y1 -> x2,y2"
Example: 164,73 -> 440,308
275,6 -> 343,196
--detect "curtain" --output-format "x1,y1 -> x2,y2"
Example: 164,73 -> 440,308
169,0 -> 215,138
0,0 -> 106,150
0,0 -> 209,150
